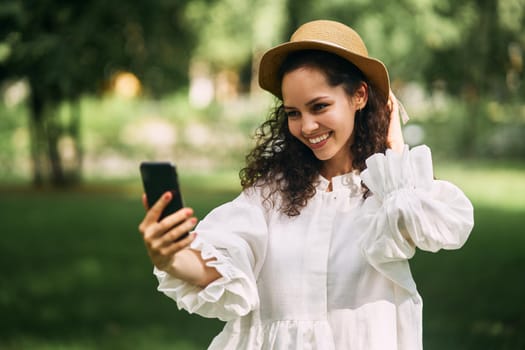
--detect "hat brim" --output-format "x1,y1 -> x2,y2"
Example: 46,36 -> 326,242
259,40 -> 390,101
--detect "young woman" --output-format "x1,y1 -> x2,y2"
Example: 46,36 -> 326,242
138,20 -> 474,350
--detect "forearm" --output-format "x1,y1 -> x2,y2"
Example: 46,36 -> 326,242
164,248 -> 222,288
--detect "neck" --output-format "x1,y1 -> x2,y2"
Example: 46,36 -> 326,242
320,159 -> 353,181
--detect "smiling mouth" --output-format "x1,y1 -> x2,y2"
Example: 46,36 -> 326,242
308,132 -> 331,144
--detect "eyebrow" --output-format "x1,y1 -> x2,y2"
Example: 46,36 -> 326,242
284,96 -> 329,109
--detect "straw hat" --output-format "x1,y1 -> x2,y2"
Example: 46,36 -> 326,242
258,20 -> 390,101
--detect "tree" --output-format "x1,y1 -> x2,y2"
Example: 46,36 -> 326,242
418,0 -> 524,156
0,0 -> 197,186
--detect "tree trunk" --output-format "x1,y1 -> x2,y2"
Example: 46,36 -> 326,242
68,99 -> 83,183
28,91 -> 46,187
45,113 -> 66,186
28,86 -> 82,187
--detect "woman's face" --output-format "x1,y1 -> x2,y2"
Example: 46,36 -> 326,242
282,66 -> 366,170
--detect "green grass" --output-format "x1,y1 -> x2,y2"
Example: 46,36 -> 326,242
0,178 -> 232,350
416,160 -> 525,349
0,165 -> 524,349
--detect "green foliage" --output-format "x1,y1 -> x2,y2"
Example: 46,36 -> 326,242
0,0 -> 203,186
417,0 -> 524,99
404,95 -> 525,159
0,90 -> 271,182
0,0 -> 196,98
185,0 -> 253,68
77,92 -> 267,176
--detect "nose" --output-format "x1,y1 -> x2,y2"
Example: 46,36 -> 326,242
301,114 -> 319,136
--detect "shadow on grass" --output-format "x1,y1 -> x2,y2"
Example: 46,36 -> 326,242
0,186 -> 523,349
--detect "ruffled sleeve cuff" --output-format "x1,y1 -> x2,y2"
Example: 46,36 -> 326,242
361,144 -> 433,200
359,145 -> 474,293
154,236 -> 259,322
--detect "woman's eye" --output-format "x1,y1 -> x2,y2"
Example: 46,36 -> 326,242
286,110 -> 300,118
313,103 -> 328,112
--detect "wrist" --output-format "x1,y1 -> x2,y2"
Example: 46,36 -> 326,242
153,253 -> 177,276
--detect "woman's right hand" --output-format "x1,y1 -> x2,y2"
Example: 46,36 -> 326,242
138,191 -> 198,273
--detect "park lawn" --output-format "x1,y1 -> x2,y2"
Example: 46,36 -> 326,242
0,177 -> 229,350
0,163 -> 524,350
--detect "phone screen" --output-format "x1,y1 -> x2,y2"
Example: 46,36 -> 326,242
140,162 -> 184,221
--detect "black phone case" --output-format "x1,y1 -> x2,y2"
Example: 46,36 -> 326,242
140,162 -> 184,221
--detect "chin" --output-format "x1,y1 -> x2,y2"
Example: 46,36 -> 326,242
313,151 -> 335,161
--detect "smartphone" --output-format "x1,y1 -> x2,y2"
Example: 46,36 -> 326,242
140,162 -> 188,240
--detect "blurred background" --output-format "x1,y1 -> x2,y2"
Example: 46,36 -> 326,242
0,0 -> 524,349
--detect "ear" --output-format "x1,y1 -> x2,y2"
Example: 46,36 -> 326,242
353,82 -> 368,110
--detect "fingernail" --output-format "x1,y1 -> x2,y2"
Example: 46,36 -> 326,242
164,192 -> 171,200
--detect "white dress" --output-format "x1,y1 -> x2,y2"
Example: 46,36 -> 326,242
153,145 -> 474,349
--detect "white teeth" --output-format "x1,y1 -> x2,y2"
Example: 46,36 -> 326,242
308,133 -> 330,144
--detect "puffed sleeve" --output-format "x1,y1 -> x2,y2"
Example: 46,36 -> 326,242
358,145 -> 474,293
153,188 -> 268,321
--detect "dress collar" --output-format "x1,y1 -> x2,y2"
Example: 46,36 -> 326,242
317,170 -> 363,194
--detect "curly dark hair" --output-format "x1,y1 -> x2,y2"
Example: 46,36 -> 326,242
240,50 -> 391,216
